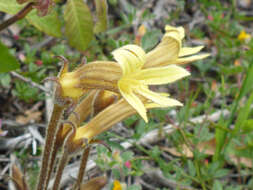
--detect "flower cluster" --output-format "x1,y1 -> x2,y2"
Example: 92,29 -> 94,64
59,25 -> 208,125
37,25 -> 209,190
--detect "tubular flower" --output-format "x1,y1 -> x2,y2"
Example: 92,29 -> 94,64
58,61 -> 122,100
112,44 -> 190,122
57,25 -> 208,102
58,90 -> 119,145
71,97 -> 166,144
144,25 -> 210,68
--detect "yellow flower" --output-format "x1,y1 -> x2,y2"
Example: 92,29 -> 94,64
238,30 -> 251,41
113,180 -> 122,190
57,25 -> 208,102
112,44 -> 190,122
72,97 -> 164,144
63,25 -> 210,149
58,71 -> 84,99
58,61 -> 121,99
144,25 -> 209,68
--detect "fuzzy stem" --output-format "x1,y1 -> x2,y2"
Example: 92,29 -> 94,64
73,147 -> 90,190
0,2 -> 35,32
52,149 -> 69,190
44,139 -> 60,189
36,104 -> 65,190
45,91 -> 95,189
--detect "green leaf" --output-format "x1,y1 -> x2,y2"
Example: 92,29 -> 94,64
0,0 -> 22,14
0,0 -> 61,37
212,180 -> 223,190
94,0 -> 108,33
26,9 -> 62,37
0,41 -> 19,73
242,119 -> 253,133
0,73 -> 11,87
122,151 -> 134,162
220,65 -> 244,75
64,0 -> 93,51
141,30 -> 161,51
213,169 -> 229,178
127,185 -> 142,190
187,160 -> 196,177
233,91 -> 253,135
238,63 -> 253,100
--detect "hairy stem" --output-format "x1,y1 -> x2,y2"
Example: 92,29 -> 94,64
44,139 -> 60,189
36,104 -> 65,190
73,147 -> 90,190
0,2 -> 35,32
52,149 -> 69,190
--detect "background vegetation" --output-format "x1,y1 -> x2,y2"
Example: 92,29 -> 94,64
1,0 -> 253,189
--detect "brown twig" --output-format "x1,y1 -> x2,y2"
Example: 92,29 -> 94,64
0,2 -> 35,32
10,72 -> 51,94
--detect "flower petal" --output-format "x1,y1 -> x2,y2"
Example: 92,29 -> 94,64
165,25 -> 185,40
179,46 -> 204,57
73,98 -> 138,141
118,80 -> 148,122
133,65 -> 190,85
173,53 -> 210,65
144,102 -> 169,109
112,45 -> 146,75
136,86 -> 183,107
144,31 -> 181,68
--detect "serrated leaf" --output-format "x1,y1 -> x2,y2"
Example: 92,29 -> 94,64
94,0 -> 108,33
64,0 -> 93,51
26,9 -> 62,37
0,41 -> 19,73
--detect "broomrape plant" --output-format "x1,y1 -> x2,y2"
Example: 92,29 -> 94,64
11,25 -> 209,190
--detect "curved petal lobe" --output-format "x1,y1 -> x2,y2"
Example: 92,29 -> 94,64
173,54 -> 210,65
179,46 -> 204,57
118,81 -> 148,122
145,32 -> 181,68
136,86 -> 183,107
112,45 -> 146,75
134,65 -> 190,85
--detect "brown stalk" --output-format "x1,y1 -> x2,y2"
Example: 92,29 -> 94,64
73,147 -> 90,190
52,119 -> 80,190
52,149 -> 69,190
36,104 -> 65,190
0,2 -> 35,32
44,136 -> 61,189
44,91 -> 96,189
